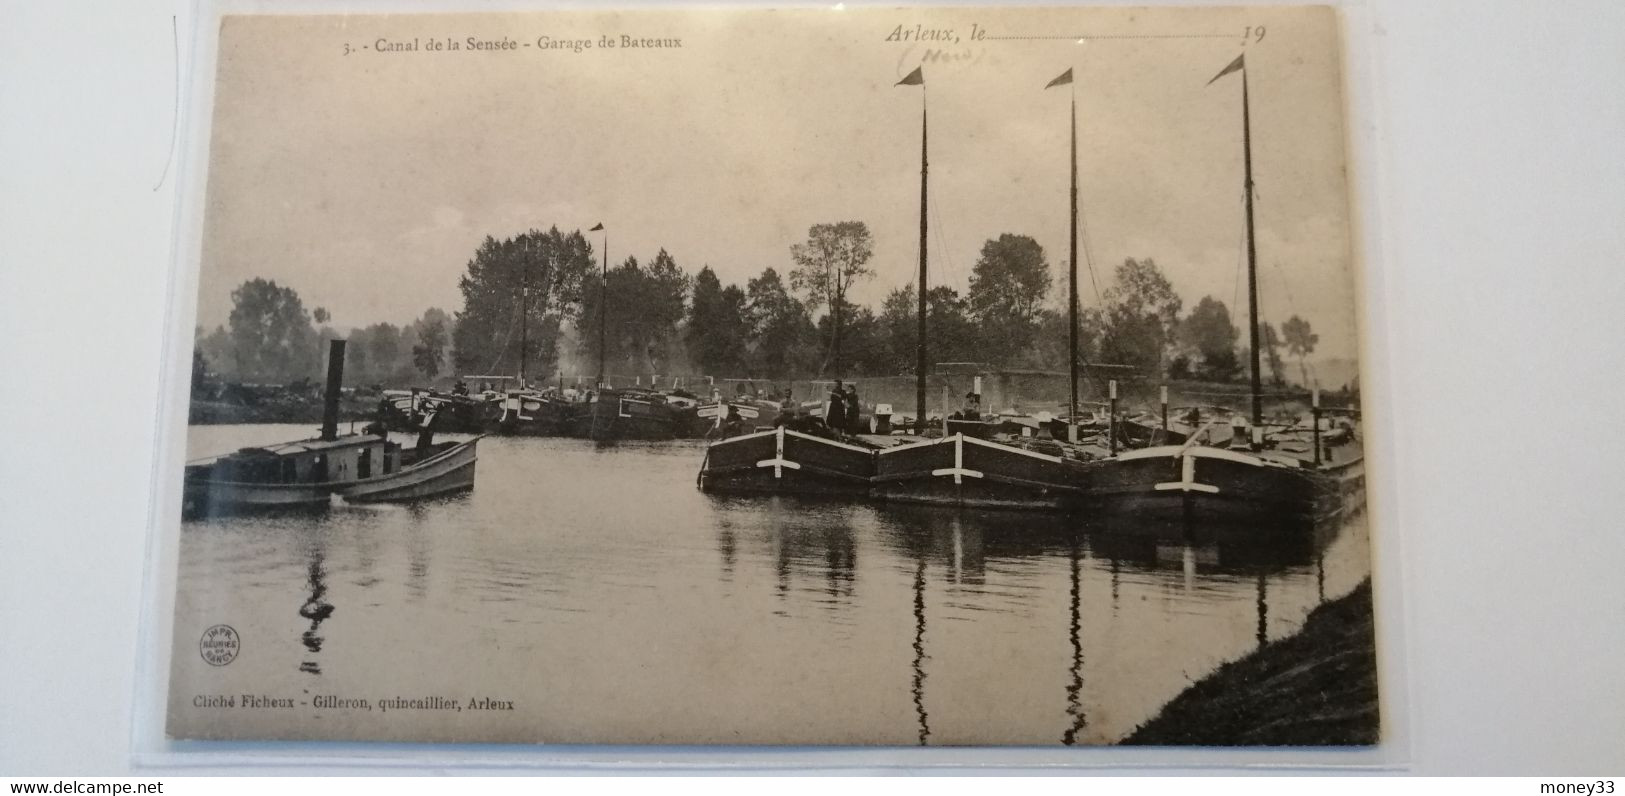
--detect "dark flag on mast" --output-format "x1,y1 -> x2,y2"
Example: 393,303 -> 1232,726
589,223 -> 603,231
896,66 -> 924,86
1207,53 -> 1245,85
1045,68 -> 1073,89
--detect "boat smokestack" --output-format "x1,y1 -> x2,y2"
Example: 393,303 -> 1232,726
320,339 -> 346,441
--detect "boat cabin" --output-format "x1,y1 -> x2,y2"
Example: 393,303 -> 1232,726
211,435 -> 399,486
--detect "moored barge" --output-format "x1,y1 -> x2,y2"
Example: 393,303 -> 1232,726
698,424 -> 877,497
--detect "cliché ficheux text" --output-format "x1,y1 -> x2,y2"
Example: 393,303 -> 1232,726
192,694 -> 516,713
342,34 -> 681,56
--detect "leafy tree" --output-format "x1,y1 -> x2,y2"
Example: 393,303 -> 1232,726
1282,315 -> 1319,386
818,301 -> 889,376
411,309 -> 450,381
876,284 -> 980,374
1029,305 -> 1105,376
1100,258 -> 1182,377
744,267 -> 816,379
1168,353 -> 1194,381
190,327 -> 212,395
577,259 -> 633,378
640,250 -> 691,372
789,221 -> 875,377
348,323 -> 405,385
879,287 -> 919,374
226,278 -> 320,383
967,234 -> 1051,364
578,250 -> 690,378
452,227 -> 594,381
198,325 -> 234,380
313,307 -> 331,325
1180,296 -> 1240,382
686,266 -> 750,376
927,287 -> 979,367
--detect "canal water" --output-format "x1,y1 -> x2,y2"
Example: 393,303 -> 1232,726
167,424 -> 1371,746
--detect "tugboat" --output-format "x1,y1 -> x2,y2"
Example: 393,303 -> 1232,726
182,340 -> 481,519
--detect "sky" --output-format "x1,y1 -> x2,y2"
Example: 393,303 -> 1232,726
195,5 -> 1362,363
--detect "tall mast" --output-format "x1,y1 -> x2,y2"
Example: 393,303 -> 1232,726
1046,67 -> 1081,435
915,93 -> 929,435
1068,90 -> 1080,432
598,229 -> 608,387
1242,69 -> 1262,427
518,240 -> 529,388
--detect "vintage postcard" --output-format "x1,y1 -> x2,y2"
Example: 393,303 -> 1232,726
165,4 -> 1376,746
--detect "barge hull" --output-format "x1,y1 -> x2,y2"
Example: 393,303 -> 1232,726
872,433 -> 1085,511
699,426 -> 875,497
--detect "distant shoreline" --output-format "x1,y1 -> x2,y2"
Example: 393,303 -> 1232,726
188,398 -> 374,426
1120,578 -> 1379,747
186,372 -> 1355,427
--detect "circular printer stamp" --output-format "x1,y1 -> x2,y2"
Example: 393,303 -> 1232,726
200,624 -> 240,666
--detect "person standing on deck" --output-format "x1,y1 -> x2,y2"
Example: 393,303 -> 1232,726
415,406 -> 439,453
844,384 -> 862,434
962,391 -> 983,421
722,405 -> 745,439
826,380 -> 847,433
366,396 -> 391,437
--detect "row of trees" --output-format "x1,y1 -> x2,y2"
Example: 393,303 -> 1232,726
194,278 -> 451,387
197,222 -> 1323,388
664,224 -> 1320,385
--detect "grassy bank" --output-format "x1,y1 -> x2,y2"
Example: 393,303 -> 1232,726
1121,578 -> 1379,747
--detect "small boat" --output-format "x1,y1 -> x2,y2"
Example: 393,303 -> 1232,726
871,432 -> 1088,510
698,423 -> 877,496
182,340 -> 482,520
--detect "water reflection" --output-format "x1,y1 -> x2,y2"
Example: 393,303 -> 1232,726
1256,570 -> 1269,648
404,511 -> 430,603
1318,551 -> 1326,603
716,521 -> 736,582
1085,519 -> 1326,574
297,546 -> 333,675
1110,555 -> 1120,610
911,554 -> 929,747
751,504 -> 1341,744
174,428 -> 1371,745
759,499 -> 860,612
1062,531 -> 1086,746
